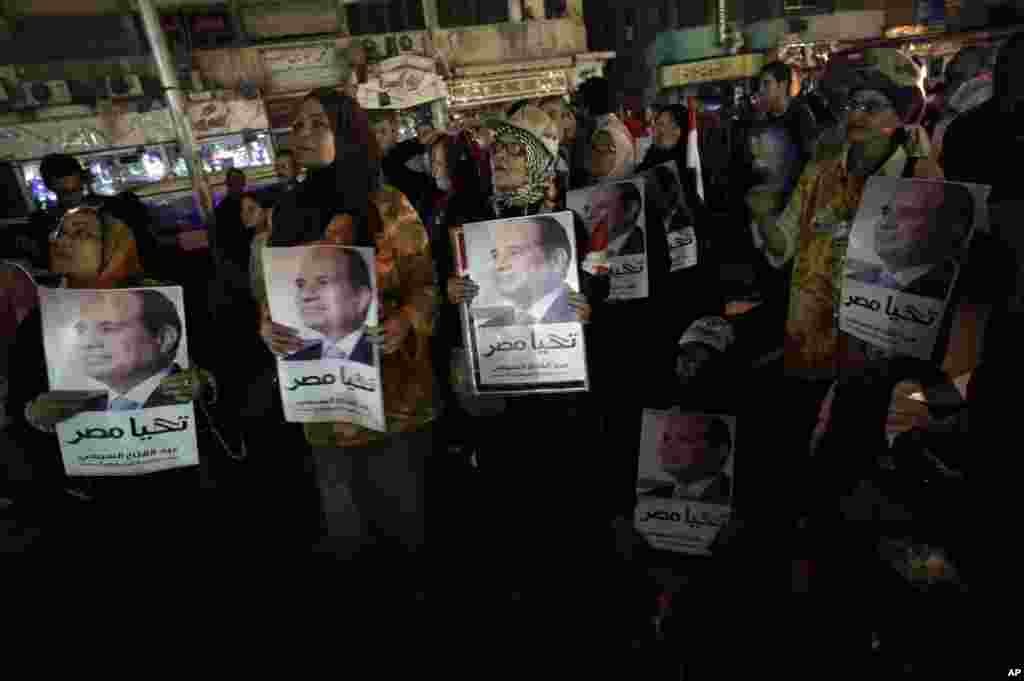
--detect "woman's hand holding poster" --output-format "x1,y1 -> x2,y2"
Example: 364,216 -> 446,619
38,286 -> 199,476
453,211 -> 589,396
262,244 -> 385,431
840,177 -> 990,360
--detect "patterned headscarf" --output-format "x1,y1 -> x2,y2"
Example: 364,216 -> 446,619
489,121 -> 556,213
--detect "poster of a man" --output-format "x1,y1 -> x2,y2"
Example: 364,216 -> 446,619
587,181 -> 645,257
45,289 -> 190,412
481,215 -> 578,328
282,246 -> 375,366
38,285 -> 200,476
643,413 -> 734,505
845,180 -> 975,301
456,211 -> 588,394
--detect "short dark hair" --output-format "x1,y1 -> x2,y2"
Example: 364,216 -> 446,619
340,247 -> 372,293
580,77 -> 613,116
134,289 -> 183,365
656,104 -> 687,135
40,153 -> 84,191
525,215 -> 572,273
760,61 -> 793,90
226,168 -> 246,182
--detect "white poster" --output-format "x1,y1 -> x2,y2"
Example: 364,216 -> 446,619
567,178 -> 649,300
455,212 -> 588,395
262,244 -> 385,431
635,409 -> 735,556
840,177 -> 990,360
38,286 -> 199,476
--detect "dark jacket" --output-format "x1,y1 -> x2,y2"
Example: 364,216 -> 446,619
284,334 -> 374,366
846,260 -> 958,301
480,284 -> 579,327
80,363 -> 186,412
644,473 -> 733,506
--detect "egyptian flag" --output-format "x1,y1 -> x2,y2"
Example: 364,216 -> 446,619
686,96 -> 704,204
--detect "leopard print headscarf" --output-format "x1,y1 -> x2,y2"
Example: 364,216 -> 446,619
490,122 -> 556,213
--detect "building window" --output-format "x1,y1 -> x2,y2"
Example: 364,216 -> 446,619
347,0 -> 425,35
439,0 -> 510,28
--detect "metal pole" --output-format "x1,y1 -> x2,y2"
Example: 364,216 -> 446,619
136,0 -> 211,226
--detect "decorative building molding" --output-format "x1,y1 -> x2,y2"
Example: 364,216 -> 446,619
447,69 -> 568,109
453,57 -> 574,78
658,53 -> 765,89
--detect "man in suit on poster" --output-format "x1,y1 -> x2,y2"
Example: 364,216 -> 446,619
588,181 -> 644,257
71,289 -> 188,411
846,181 -> 973,301
482,215 -> 579,327
285,246 -> 375,366
645,414 -> 733,505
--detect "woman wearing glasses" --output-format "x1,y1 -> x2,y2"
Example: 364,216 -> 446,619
5,204 -> 218,552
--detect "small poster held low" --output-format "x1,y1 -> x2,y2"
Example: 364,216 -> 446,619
38,286 -> 200,476
635,409 -> 735,556
840,177 -> 990,360
262,244 -> 385,431
453,211 -> 589,396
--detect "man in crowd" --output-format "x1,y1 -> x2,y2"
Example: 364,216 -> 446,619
72,289 -> 186,411
756,61 -> 819,164
588,182 -> 644,257
285,246 -> 374,365
645,413 -> 733,505
20,154 -> 158,272
274,149 -> 300,191
846,181 -> 973,300
482,215 -> 578,327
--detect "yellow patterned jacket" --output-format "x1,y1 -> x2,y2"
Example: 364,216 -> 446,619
255,185 -> 439,448
765,135 -> 957,379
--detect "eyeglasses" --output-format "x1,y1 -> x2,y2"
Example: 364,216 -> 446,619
494,141 -> 526,157
844,97 -> 894,115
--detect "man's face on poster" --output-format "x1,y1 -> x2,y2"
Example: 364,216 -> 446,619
491,220 -> 564,306
294,249 -> 372,340
73,293 -> 166,388
876,186 -> 948,269
591,188 -> 636,241
656,415 -> 729,485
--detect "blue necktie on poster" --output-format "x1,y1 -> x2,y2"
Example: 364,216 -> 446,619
109,397 -> 141,411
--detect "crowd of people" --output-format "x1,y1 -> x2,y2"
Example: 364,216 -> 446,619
2,33 -> 1021,670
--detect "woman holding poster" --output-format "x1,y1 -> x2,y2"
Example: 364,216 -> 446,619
257,89 -> 436,584
446,106 -> 616,596
5,205 -> 216,551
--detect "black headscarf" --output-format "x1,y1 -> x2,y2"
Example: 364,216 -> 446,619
269,89 -> 381,248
